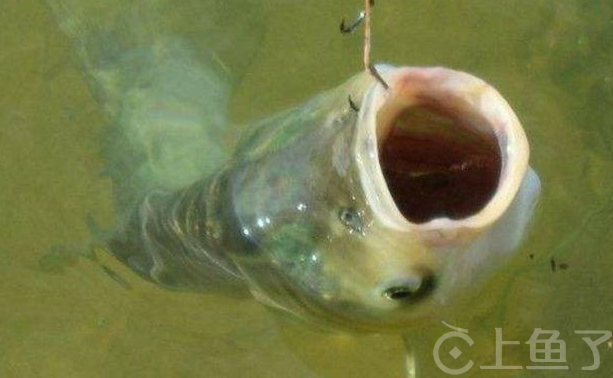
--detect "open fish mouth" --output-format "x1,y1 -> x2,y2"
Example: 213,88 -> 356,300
357,66 -> 530,242
378,89 -> 502,224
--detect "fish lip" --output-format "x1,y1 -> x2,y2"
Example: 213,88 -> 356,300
355,65 -> 530,238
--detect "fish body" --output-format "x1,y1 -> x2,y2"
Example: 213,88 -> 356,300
49,0 -> 540,330
112,67 -> 540,330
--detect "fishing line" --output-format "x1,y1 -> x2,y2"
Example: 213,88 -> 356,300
340,0 -> 388,91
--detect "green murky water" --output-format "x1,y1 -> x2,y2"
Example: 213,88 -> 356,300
1,0 -> 612,377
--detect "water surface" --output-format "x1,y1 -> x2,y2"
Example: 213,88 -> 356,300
1,0 -> 612,376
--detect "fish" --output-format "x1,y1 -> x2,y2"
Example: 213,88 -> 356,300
49,0 -> 540,331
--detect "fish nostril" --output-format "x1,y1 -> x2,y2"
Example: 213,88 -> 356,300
381,274 -> 437,302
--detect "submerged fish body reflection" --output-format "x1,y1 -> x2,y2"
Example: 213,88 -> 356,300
50,0 -> 540,330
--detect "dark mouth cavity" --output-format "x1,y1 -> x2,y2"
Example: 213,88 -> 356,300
379,104 -> 502,224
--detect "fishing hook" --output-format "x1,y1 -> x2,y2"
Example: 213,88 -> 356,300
339,1 -> 374,34
368,63 -> 389,90
348,95 -> 360,112
340,11 -> 366,34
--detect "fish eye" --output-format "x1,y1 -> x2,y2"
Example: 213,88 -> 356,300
338,207 -> 363,233
381,273 -> 437,303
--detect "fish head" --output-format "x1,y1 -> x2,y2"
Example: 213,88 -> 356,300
226,65 -> 539,330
